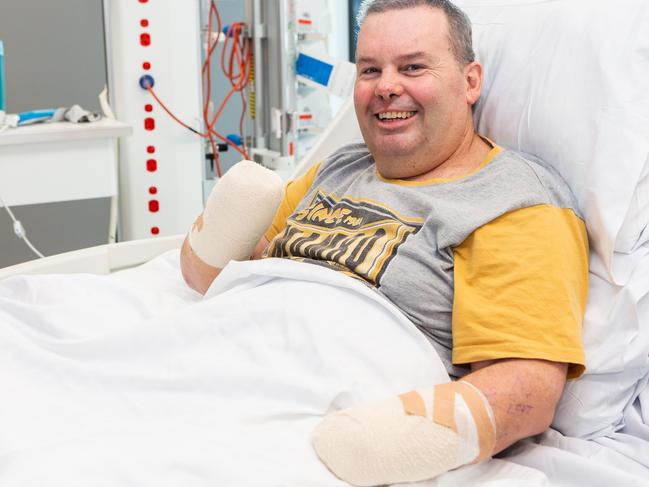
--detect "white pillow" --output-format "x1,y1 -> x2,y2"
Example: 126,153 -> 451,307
617,155 -> 649,253
552,256 -> 649,438
454,0 -> 649,439
456,0 -> 649,285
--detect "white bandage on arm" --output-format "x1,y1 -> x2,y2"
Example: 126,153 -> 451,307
312,381 -> 496,486
188,160 -> 284,268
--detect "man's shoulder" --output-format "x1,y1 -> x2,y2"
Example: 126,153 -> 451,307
472,147 -> 582,218
324,142 -> 372,164
500,148 -> 578,201
493,147 -> 549,172
309,143 -> 374,181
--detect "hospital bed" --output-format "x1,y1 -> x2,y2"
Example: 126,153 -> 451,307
1,1 -> 648,485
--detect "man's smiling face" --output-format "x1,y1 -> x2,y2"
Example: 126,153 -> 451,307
354,5 -> 475,179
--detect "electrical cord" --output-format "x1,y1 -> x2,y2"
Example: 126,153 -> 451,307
212,21 -> 251,128
0,192 -> 45,259
203,0 -> 223,175
144,0 -> 253,178
145,84 -> 250,159
204,10 -> 252,159
239,88 -> 248,155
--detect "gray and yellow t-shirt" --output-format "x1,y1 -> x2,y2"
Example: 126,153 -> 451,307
264,142 -> 588,379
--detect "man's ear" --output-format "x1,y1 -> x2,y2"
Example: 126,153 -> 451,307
465,61 -> 483,106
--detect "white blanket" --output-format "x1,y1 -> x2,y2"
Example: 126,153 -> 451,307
0,253 -> 645,486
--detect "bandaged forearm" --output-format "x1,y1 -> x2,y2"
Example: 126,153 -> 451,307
188,160 -> 284,268
312,381 -> 496,486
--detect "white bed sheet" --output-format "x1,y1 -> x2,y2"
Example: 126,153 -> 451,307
0,251 -> 647,486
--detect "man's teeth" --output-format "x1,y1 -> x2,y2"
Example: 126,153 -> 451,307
377,111 -> 416,120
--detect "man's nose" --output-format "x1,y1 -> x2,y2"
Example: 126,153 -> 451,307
374,73 -> 404,99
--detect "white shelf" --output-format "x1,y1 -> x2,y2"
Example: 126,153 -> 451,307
0,119 -> 131,207
0,119 -> 132,146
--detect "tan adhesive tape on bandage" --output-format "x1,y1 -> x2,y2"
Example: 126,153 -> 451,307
399,390 -> 427,417
454,381 -> 497,462
427,382 -> 496,462
432,383 -> 458,433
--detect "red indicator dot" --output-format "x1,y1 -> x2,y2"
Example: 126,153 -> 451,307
142,62 -> 151,70
140,19 -> 149,27
289,142 -> 294,156
147,145 -> 155,153
139,0 -> 148,4
151,227 -> 160,235
146,159 -> 157,172
149,200 -> 159,213
144,104 -> 153,112
149,186 -> 157,194
140,33 -> 151,46
144,117 -> 155,130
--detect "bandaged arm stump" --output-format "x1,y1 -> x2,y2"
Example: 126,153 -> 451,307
313,381 -> 495,486
181,160 -> 283,294
312,358 -> 568,486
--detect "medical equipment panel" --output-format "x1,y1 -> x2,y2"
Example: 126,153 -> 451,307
104,0 -> 204,241
245,0 -> 351,173
245,0 -> 298,179
293,0 -> 352,161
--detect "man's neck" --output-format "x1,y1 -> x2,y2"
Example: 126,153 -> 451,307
404,132 -> 493,182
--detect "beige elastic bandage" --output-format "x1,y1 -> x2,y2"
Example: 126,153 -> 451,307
312,380 -> 497,486
400,380 -> 496,463
188,160 -> 284,268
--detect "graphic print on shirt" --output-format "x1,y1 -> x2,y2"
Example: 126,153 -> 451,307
266,189 -> 423,286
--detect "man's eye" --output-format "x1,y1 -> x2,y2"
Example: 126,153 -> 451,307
361,67 -> 379,75
404,64 -> 423,72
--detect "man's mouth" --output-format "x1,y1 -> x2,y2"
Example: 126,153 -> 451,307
376,111 -> 417,121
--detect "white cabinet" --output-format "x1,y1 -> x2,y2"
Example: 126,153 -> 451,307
0,120 -> 131,265
0,119 -> 130,207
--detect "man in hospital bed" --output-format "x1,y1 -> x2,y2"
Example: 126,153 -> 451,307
181,0 -> 589,485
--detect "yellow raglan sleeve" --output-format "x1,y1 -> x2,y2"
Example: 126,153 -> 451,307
264,162 -> 322,242
452,204 -> 589,379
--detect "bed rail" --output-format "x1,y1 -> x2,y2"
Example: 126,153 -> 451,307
0,234 -> 184,279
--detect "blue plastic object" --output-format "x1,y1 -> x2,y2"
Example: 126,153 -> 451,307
139,74 -> 155,89
0,40 -> 6,111
295,52 -> 333,88
17,109 -> 57,125
226,134 -> 243,146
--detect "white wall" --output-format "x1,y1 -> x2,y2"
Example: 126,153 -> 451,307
0,0 -> 106,112
328,0 -> 351,62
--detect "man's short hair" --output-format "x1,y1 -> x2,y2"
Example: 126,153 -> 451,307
356,0 -> 475,66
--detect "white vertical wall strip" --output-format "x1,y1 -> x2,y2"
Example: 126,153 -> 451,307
106,0 -> 204,241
